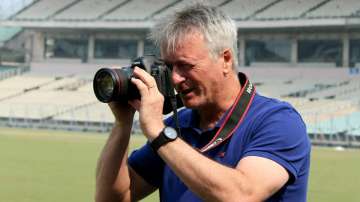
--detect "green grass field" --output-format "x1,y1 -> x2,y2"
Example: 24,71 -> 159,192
0,127 -> 359,202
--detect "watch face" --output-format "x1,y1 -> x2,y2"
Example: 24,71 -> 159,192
164,127 -> 178,139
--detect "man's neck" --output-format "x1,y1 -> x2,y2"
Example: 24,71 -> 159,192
198,74 -> 241,130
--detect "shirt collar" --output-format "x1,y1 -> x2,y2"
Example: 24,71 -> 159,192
178,108 -> 230,133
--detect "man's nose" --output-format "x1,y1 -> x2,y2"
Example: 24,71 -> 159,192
171,66 -> 186,85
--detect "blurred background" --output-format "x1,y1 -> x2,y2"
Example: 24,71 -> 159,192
0,0 -> 359,202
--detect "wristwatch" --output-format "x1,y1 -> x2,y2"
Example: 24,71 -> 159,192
150,126 -> 178,151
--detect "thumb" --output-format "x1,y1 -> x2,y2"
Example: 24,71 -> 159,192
128,99 -> 141,111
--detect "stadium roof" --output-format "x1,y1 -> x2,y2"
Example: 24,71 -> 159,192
0,27 -> 22,43
1,0 -> 360,30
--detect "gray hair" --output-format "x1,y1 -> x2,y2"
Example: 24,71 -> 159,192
149,3 -> 238,67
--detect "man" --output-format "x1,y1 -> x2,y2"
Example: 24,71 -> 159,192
96,4 -> 311,202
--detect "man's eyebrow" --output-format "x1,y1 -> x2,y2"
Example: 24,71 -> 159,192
163,59 -> 178,65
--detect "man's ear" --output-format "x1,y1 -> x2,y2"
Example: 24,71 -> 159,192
222,49 -> 233,75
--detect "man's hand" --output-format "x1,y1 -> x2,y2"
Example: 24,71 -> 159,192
108,101 -> 135,125
128,67 -> 165,140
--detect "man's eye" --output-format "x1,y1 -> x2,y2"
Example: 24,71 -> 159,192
165,62 -> 194,72
180,63 -> 194,70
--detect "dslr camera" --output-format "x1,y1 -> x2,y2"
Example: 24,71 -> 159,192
93,55 -> 182,114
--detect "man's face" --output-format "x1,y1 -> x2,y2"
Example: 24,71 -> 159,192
162,32 -> 227,110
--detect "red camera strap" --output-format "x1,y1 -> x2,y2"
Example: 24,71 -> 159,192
200,73 -> 256,153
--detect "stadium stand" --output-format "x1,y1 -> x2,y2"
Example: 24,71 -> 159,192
304,78 -> 360,101
0,75 -> 54,94
53,102 -> 113,123
0,27 -> 21,45
6,0 -> 360,23
254,0 -> 325,20
238,66 -> 360,147
40,76 -> 83,90
307,111 -> 360,146
351,128 -> 360,136
305,0 -> 360,18
27,62 -> 105,77
219,0 -> 277,20
0,65 -> 28,80
53,0 -> 127,21
152,0 -> 226,20
103,0 -> 176,21
14,0 -> 78,20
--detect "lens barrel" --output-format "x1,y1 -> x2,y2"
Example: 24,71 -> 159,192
93,68 -> 119,103
93,67 -> 140,103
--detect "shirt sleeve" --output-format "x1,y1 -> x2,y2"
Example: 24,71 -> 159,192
242,105 -> 311,182
128,142 -> 165,187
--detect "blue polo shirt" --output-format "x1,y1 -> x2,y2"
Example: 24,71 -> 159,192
128,93 -> 311,202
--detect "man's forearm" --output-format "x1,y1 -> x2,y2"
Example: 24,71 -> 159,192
95,122 -> 132,202
156,138 -> 281,202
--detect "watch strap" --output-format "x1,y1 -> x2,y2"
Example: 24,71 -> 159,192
150,127 -> 177,151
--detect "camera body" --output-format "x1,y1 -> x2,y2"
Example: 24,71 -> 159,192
93,55 -> 180,113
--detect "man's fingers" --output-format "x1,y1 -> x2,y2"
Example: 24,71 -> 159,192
128,99 -> 141,110
132,67 -> 157,88
131,77 -> 150,96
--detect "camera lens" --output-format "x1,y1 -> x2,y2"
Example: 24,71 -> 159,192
96,71 -> 114,99
93,68 -> 119,103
